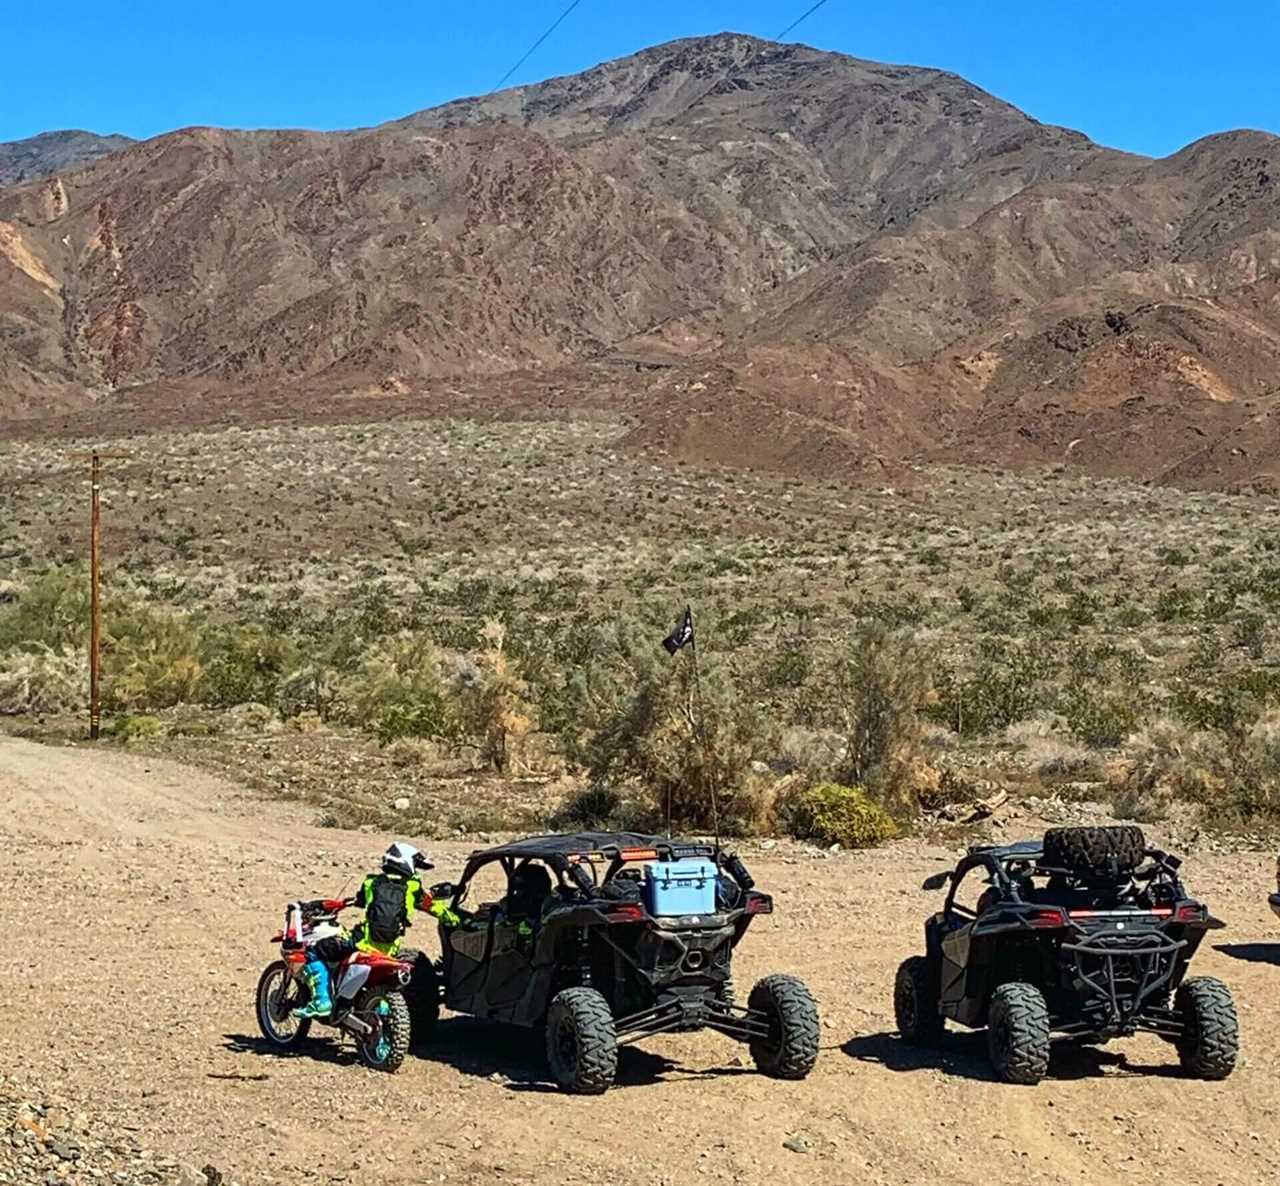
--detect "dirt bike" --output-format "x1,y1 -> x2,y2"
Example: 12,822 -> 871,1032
255,897 -> 415,1073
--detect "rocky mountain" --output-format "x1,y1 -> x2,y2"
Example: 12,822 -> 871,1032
1,35 -> 1278,490
0,130 -> 134,187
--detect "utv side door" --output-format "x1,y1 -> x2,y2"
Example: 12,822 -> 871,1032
938,864 -> 988,1020
481,860 -> 552,1022
441,858 -> 507,1014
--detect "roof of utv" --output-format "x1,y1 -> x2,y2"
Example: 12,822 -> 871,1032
472,832 -> 716,862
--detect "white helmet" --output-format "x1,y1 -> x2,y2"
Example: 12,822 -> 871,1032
383,841 -> 433,879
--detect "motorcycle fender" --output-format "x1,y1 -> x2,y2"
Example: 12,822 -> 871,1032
335,963 -> 372,1001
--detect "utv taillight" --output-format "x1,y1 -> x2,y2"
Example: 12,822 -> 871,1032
1174,902 -> 1206,923
1028,907 -> 1067,929
607,904 -> 646,923
745,893 -> 773,915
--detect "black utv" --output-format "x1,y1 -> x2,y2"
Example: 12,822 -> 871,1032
412,831 -> 819,1094
895,826 -> 1238,1085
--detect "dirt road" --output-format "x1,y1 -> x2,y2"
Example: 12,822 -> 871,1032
2,736 -> 1278,1186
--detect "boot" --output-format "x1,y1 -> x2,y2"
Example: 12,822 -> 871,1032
292,956 -> 333,1020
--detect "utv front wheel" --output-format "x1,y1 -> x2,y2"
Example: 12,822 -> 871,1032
748,975 -> 820,1080
1175,977 -> 1238,1080
895,956 -> 945,1046
987,983 -> 1050,1085
546,987 -> 618,1095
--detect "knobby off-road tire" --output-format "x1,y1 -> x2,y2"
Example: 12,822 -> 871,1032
748,974 -> 820,1080
895,956 -> 946,1046
1043,825 -> 1146,875
404,951 -> 440,1045
255,961 -> 311,1047
1175,977 -> 1239,1080
545,987 -> 618,1095
357,989 -> 411,1074
987,982 -> 1051,1085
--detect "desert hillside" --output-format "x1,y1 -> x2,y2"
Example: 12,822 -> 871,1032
1,34 -> 1278,488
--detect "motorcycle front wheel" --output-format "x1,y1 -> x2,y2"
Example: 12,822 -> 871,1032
256,960 -> 311,1048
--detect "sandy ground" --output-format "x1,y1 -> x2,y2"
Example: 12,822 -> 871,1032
2,736 -> 1278,1186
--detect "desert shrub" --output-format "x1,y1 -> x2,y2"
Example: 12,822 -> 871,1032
337,631 -> 451,742
1234,613 -> 1266,659
818,624 -> 938,815
1061,683 -> 1141,748
551,784 -> 624,831
449,621 -> 536,773
930,640 -> 1053,737
773,725 -> 846,778
0,645 -> 87,714
104,607 -> 204,709
0,566 -> 90,652
1108,714 -> 1280,825
105,713 -> 166,744
277,665 -> 340,720
374,696 -> 450,745
584,618 -> 777,833
776,781 -> 898,849
200,625 -> 298,708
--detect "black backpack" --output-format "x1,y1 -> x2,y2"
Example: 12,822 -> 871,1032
365,874 -> 411,945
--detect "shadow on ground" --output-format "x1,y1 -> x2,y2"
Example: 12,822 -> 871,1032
843,1030 -> 1185,1082
226,1019 -> 757,1091
1215,942 -> 1280,966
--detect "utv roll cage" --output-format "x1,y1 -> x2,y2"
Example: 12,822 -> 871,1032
442,831 -> 775,1044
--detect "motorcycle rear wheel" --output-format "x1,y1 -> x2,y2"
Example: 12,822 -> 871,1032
355,988 -> 411,1073
256,960 -> 311,1048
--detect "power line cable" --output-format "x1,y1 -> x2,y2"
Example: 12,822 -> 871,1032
776,0 -> 834,40
493,0 -> 587,92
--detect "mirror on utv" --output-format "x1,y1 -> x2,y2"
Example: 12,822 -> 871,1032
921,871 -> 951,892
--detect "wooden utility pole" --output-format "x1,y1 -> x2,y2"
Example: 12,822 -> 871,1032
68,450 -> 128,739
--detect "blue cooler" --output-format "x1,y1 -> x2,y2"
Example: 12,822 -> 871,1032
644,859 -> 717,917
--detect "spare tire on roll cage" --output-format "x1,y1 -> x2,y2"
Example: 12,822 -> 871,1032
1043,825 -> 1146,875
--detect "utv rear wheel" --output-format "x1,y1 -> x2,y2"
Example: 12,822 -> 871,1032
987,983 -> 1050,1085
895,956 -> 945,1046
404,951 -> 440,1044
255,961 -> 311,1048
1175,977 -> 1238,1080
546,987 -> 617,1095
748,975 -> 820,1080
1043,826 -> 1145,875
356,989 -> 411,1073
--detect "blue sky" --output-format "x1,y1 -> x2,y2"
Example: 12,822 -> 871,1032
5,1 -> 1277,157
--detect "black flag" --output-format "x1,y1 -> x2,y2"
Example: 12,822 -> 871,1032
662,607 -> 694,655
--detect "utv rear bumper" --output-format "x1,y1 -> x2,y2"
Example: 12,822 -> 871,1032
1058,926 -> 1186,1037
613,997 -> 771,1045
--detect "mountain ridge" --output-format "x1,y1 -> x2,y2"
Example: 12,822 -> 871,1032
1,35 -> 1278,491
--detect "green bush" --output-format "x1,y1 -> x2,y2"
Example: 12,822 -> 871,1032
106,713 -> 166,744
374,693 -> 451,745
1062,684 -> 1141,748
0,566 -> 91,652
104,608 -> 204,710
200,625 -> 297,708
777,782 -> 898,849
817,624 -> 936,814
583,617 -> 776,833
551,784 -> 624,831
